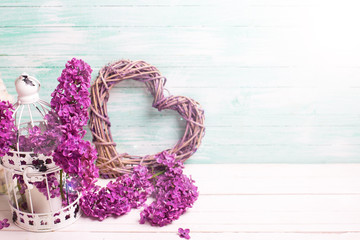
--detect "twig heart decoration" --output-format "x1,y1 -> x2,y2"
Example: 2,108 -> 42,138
89,60 -> 205,178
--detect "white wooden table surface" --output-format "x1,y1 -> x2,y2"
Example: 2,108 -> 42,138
1,164 -> 360,239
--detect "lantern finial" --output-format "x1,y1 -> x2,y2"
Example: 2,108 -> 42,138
15,73 -> 41,104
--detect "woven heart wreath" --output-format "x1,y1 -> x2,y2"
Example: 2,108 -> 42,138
89,60 -> 205,177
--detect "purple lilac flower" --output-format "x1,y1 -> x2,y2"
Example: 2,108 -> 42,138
50,58 -> 92,139
13,174 -> 27,195
17,135 -> 32,151
0,219 -> 10,230
27,125 -> 62,155
50,58 -> 99,194
0,101 -> 16,156
33,173 -> 61,199
80,165 -> 153,221
178,228 -> 191,239
140,151 -> 199,227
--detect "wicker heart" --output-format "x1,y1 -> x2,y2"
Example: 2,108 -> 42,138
89,60 -> 205,177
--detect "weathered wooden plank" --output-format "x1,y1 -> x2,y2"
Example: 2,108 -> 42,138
2,63 -> 360,91
92,142 -> 360,164
2,77 -> 360,163
0,232 -> 358,240
2,164 -> 360,237
4,84 -> 360,141
0,56 -> 213,68
4,163 -> 360,200
0,27 -> 234,56
0,0 -> 317,7
1,27 -> 359,67
2,196 -> 360,231
3,85 -> 360,116
0,0 -> 219,7
0,26 -> 303,59
3,191 -> 360,231
183,164 -> 360,194
4,193 -> 360,216
4,191 -> 360,212
0,5 -> 311,27
4,78 -> 360,117
3,73 -> 360,164
108,124 -> 360,146
0,1 -> 359,166
94,111 -> 359,160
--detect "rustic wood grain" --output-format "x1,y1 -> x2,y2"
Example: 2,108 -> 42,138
0,0 -> 359,164
1,164 -> 360,239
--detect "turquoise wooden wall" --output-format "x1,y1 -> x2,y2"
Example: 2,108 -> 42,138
1,0 -> 359,164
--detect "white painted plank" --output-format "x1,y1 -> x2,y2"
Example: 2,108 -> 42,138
2,194 -> 360,232
182,164 -> 360,194
3,192 -> 360,213
1,164 -> 360,237
187,164 -> 360,194
2,164 -> 360,196
1,232 -> 359,240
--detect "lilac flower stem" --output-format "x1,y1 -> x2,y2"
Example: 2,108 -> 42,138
151,170 -> 165,179
60,170 -> 65,201
17,180 -> 26,208
66,182 -> 69,205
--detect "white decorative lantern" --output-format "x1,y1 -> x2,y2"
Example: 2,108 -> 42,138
0,74 -> 81,232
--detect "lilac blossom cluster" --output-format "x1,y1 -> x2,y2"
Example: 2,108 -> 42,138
0,101 -> 16,157
140,151 -> 199,226
28,124 -> 61,155
80,165 -> 153,220
50,58 -> 99,193
10,124 -> 61,154
79,151 -> 198,226
50,58 -> 92,137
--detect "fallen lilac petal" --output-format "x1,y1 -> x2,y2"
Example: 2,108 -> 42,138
0,218 -> 10,230
3,219 -> 10,228
178,228 -> 191,239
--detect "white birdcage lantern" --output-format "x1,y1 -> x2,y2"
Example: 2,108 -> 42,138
0,74 -> 81,232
